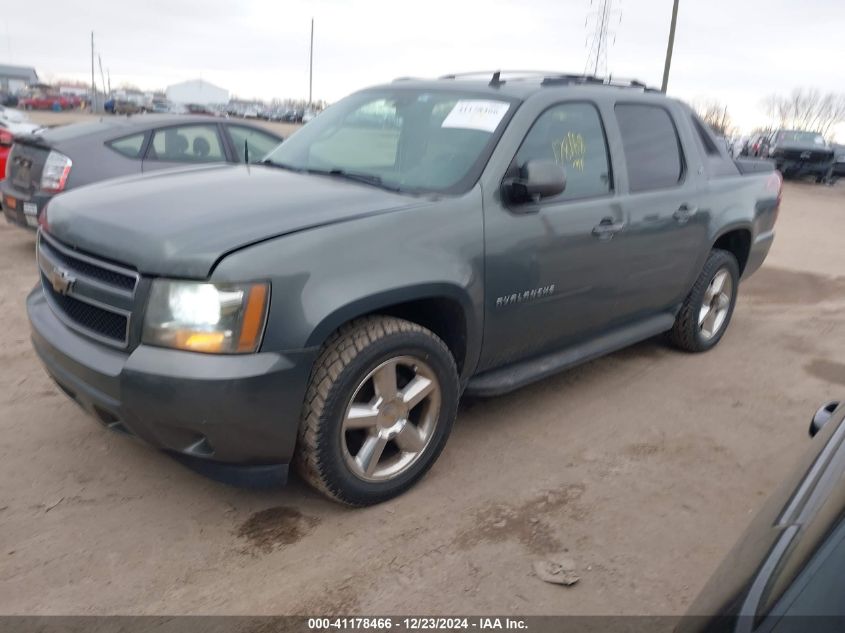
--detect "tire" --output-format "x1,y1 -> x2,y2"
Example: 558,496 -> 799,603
670,249 -> 740,353
295,316 -> 459,506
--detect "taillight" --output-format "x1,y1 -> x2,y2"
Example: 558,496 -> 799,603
766,170 -> 783,221
40,150 -> 72,193
0,130 -> 13,147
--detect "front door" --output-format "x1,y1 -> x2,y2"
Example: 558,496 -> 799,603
479,101 -> 624,371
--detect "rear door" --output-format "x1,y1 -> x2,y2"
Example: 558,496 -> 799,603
608,101 -> 707,320
141,123 -> 229,172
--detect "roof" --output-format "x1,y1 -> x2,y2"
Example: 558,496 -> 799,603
37,114 -> 281,144
0,64 -> 38,83
381,71 -> 663,100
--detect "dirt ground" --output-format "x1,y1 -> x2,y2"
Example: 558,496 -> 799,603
1,126 -> 844,614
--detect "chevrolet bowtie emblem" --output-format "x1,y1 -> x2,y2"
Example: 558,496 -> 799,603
48,265 -> 76,295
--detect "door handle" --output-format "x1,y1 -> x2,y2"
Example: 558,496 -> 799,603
673,204 -> 698,223
592,217 -> 625,240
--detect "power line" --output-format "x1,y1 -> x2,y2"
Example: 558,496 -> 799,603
585,0 -> 621,76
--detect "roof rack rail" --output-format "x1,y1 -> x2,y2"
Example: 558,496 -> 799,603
437,70 -> 660,92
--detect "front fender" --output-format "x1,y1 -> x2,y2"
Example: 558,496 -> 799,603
211,189 -> 485,374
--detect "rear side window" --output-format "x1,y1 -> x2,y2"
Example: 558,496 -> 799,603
514,102 -> 612,201
691,116 -> 720,156
227,125 -> 282,163
147,124 -> 225,163
615,104 -> 684,192
107,133 -> 146,159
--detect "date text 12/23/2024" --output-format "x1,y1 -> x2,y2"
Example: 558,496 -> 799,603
308,617 -> 528,630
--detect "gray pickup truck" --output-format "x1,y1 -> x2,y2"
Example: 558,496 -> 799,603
27,72 -> 781,505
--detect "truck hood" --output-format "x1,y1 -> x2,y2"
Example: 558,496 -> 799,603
45,164 -> 427,278
774,141 -> 833,153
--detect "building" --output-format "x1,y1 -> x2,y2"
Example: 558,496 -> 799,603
165,79 -> 228,105
0,64 -> 39,94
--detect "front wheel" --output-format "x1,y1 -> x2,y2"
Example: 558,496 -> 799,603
295,316 -> 459,506
670,249 -> 740,353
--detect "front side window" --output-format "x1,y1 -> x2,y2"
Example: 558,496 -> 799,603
148,124 -> 225,163
107,133 -> 146,159
513,102 -> 612,201
615,104 -> 684,192
228,125 -> 282,163
263,89 -> 517,194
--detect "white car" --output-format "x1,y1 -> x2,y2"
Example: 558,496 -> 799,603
0,106 -> 43,136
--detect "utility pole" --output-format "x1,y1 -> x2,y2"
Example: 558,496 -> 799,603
98,54 -> 107,98
90,31 -> 97,112
308,18 -> 314,105
661,0 -> 680,93
107,69 -> 111,95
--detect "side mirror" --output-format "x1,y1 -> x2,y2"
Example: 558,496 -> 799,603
503,159 -> 566,206
810,401 -> 840,437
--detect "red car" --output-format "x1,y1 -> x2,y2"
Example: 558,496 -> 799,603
0,128 -> 12,180
19,94 -> 81,111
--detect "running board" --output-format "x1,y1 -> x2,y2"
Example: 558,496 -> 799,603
465,313 -> 676,397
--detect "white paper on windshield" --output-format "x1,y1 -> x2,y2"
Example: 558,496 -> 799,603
441,100 -> 510,132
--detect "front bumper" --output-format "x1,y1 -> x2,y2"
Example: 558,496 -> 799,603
28,286 -> 317,483
773,158 -> 831,178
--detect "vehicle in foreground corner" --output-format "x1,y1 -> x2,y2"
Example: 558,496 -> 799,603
2,114 -> 283,230
678,401 -> 845,632
27,71 -> 782,505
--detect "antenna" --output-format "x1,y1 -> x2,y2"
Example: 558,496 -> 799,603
585,0 -> 622,76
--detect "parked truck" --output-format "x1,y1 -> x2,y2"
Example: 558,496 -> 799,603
27,72 -> 782,505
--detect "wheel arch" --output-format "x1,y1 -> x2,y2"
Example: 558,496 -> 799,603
305,284 -> 478,378
712,225 -> 752,275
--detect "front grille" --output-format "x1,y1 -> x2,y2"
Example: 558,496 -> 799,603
781,149 -> 833,164
38,237 -> 137,291
37,231 -> 138,348
41,272 -> 129,342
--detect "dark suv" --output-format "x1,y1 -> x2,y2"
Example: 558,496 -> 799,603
27,72 -> 782,505
758,129 -> 835,181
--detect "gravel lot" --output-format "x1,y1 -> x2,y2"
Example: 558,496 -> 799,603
1,117 -> 844,615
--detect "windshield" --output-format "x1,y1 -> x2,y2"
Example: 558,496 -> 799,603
778,131 -> 826,146
263,88 -> 517,194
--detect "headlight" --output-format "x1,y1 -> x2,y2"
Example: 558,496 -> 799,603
40,150 -> 72,193
142,280 -> 270,354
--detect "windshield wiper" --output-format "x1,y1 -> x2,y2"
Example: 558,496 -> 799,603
259,159 -> 302,172
307,168 -> 403,193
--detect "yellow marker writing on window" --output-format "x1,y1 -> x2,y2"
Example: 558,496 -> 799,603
552,132 -> 587,172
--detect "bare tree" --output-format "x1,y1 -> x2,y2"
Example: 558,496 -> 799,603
694,100 -> 734,136
764,88 -> 845,138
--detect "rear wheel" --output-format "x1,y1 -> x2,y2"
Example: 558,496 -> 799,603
670,249 -> 739,352
295,316 -> 459,506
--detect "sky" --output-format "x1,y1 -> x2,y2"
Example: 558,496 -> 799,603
3,0 -> 845,139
